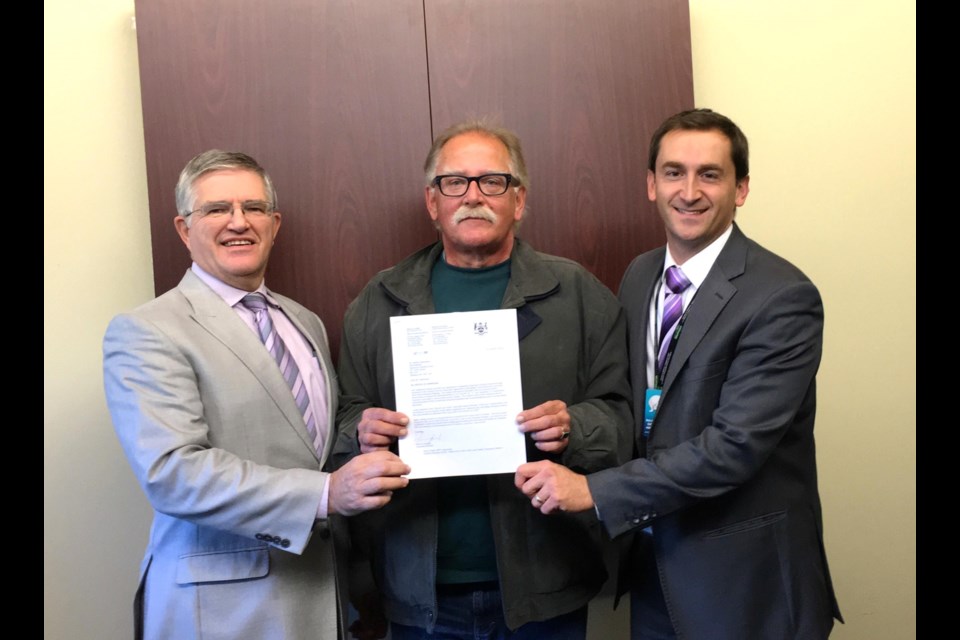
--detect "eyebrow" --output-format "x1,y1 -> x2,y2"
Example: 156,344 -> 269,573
659,161 -> 725,173
438,170 -> 506,175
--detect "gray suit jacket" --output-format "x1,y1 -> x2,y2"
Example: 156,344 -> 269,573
588,224 -> 842,639
104,270 -> 342,640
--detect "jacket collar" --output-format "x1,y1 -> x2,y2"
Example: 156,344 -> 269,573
176,269 -> 324,462
660,223 -> 747,394
378,238 -> 560,314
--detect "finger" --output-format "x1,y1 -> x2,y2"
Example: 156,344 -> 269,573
519,474 -> 548,499
359,459 -> 412,479
516,400 -> 566,425
360,419 -> 409,439
360,477 -> 408,496
519,414 -> 560,435
541,496 -> 561,514
363,478 -> 401,495
534,439 -> 569,454
355,494 -> 393,513
362,407 -> 410,426
359,432 -> 397,450
515,461 -> 548,487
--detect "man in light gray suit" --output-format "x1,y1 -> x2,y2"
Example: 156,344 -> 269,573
104,150 -> 411,640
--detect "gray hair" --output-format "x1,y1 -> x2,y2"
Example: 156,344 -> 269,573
175,150 -> 277,225
423,119 -> 530,190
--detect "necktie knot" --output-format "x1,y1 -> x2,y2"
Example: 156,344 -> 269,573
664,266 -> 691,295
657,266 -> 692,377
241,292 -> 269,313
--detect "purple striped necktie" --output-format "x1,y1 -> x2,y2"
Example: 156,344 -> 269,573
241,293 -> 322,455
657,265 -> 692,374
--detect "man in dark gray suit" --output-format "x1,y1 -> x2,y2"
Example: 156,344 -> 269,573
104,150 -> 410,640
516,109 -> 843,639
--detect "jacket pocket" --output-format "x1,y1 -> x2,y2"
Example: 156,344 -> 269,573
175,546 -> 270,585
702,510 -> 786,538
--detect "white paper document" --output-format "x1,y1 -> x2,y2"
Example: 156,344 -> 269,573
390,309 -> 526,479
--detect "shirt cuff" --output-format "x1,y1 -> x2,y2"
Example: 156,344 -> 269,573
316,473 -> 330,519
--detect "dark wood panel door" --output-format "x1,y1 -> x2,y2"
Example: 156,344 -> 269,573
135,0 -> 438,354
424,0 -> 693,291
135,0 -> 692,354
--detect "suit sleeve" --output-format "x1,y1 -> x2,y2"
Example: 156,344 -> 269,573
330,291 -> 380,469
560,288 -> 634,473
103,312 -> 327,554
588,280 -> 823,539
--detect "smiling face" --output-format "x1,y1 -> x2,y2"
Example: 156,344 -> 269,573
647,129 -> 750,264
174,168 -> 281,291
425,132 -> 526,268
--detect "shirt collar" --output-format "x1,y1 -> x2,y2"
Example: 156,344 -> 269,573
663,224 -> 734,289
190,262 -> 272,307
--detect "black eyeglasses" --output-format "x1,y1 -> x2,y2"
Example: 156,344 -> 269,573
186,200 -> 275,218
432,174 -> 516,197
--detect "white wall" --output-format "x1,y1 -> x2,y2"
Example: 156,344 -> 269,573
44,1 -> 915,638
44,1 -> 152,637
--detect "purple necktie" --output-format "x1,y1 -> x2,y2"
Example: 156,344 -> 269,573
241,293 -> 322,455
657,266 -> 691,374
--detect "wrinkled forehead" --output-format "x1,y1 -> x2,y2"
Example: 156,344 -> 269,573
437,132 -> 513,174
192,168 -> 268,199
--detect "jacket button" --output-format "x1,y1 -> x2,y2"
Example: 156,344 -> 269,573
631,517 -> 640,525
255,533 -> 265,541
280,538 -> 291,548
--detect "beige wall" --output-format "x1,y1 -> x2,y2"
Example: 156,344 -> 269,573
689,2 -> 916,638
43,0 -> 915,638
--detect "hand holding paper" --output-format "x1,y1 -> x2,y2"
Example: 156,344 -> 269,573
517,400 -> 571,454
358,407 -> 409,454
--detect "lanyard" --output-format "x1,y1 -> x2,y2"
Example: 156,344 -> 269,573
652,280 -> 696,389
655,310 -> 689,389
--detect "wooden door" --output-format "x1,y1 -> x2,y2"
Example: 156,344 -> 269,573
134,0 -> 692,357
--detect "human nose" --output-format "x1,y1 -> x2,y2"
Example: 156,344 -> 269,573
462,177 -> 485,203
226,204 -> 251,229
680,175 -> 701,202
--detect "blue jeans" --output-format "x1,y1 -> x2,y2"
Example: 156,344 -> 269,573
390,585 -> 588,640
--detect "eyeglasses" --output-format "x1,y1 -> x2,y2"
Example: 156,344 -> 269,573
186,200 -> 275,218
432,174 -> 516,197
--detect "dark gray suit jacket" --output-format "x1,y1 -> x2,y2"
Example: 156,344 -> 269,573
588,224 -> 842,639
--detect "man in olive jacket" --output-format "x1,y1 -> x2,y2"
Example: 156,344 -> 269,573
334,120 -> 631,639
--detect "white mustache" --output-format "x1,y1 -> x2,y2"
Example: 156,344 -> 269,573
452,205 -> 497,224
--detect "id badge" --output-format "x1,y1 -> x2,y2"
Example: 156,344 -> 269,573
643,388 -> 662,439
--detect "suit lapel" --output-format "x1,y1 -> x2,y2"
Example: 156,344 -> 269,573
661,225 -> 748,396
633,266 -> 661,387
177,271 -> 321,462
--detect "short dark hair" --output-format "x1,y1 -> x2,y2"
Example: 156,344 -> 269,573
648,109 -> 749,181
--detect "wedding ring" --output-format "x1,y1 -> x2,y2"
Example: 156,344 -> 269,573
533,495 -> 544,505
560,428 -> 570,440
